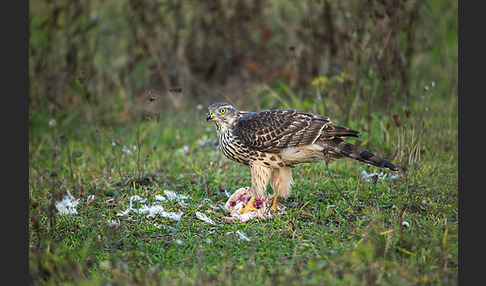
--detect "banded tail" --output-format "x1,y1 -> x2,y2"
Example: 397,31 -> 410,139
322,138 -> 398,171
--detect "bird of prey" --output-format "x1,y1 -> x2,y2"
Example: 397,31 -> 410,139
206,102 -> 397,213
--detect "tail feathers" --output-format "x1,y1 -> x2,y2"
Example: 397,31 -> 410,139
323,139 -> 398,171
320,125 -> 360,139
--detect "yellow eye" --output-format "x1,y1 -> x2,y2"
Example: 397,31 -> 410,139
220,108 -> 226,114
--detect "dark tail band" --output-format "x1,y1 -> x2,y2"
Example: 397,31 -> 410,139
324,139 -> 398,171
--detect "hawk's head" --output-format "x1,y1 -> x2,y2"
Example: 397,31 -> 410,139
206,102 -> 239,129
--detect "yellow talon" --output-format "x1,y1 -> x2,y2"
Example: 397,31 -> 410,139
270,195 -> 279,213
240,195 -> 258,213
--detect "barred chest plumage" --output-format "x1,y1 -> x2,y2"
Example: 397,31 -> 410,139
215,121 -> 290,169
216,123 -> 252,165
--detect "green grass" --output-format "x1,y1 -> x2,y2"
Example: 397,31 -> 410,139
29,83 -> 457,285
29,0 -> 457,284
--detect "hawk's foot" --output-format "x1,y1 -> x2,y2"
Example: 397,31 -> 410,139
239,195 -> 259,214
269,194 -> 279,213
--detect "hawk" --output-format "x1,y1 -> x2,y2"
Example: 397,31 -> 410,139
206,102 -> 397,213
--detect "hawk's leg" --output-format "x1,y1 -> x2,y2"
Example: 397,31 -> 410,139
270,194 -> 279,213
270,167 -> 293,212
239,163 -> 272,214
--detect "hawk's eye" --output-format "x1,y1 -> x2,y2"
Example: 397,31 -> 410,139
220,108 -> 226,114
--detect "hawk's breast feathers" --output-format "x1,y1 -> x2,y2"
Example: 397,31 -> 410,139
207,102 -> 397,171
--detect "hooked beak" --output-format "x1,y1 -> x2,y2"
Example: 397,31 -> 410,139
206,111 -> 213,121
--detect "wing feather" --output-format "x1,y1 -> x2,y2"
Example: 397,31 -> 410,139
234,109 -> 339,153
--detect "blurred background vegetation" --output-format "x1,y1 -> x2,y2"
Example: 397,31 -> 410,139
29,0 -> 457,125
29,1 -> 458,284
